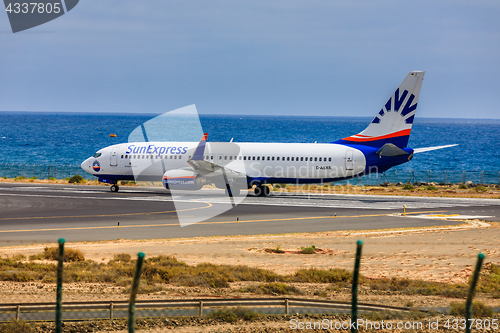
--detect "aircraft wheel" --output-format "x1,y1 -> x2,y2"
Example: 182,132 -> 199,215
110,184 -> 119,192
262,185 -> 270,197
254,185 -> 270,197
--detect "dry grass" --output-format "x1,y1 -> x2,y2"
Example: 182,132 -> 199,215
2,253 -> 499,299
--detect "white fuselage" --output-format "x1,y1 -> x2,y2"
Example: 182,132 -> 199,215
81,141 -> 366,184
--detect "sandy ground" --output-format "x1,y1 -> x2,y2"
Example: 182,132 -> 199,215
3,220 -> 498,283
1,220 -> 499,303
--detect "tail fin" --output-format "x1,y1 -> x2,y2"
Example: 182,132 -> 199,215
335,71 -> 425,148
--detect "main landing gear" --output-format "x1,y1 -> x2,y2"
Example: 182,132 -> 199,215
253,185 -> 270,197
110,184 -> 120,192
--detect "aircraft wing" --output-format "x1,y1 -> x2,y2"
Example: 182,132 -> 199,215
413,144 -> 458,154
187,133 -> 246,177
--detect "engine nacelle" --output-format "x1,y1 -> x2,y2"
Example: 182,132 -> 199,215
162,169 -> 205,190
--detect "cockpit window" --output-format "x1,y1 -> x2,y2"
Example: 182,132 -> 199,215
93,153 -> 102,158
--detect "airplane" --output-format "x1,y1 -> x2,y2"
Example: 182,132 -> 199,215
81,71 -> 456,196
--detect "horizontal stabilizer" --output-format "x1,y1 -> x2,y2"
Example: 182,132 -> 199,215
376,143 -> 408,157
413,144 -> 458,154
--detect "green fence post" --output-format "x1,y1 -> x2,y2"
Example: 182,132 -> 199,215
465,253 -> 485,333
56,238 -> 65,333
129,252 -> 145,333
351,240 -> 363,333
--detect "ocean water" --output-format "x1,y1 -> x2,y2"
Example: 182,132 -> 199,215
0,112 -> 499,183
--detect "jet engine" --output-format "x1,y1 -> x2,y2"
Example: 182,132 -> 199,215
162,169 -> 206,190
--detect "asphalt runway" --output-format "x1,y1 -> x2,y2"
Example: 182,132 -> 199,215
0,183 -> 499,246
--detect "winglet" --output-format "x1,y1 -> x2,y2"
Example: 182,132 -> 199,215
190,133 -> 208,161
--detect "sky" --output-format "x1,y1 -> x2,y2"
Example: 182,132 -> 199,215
1,0 -> 499,118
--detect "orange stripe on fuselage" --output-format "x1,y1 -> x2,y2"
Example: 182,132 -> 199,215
343,129 -> 411,142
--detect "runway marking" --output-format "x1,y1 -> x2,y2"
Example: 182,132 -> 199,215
0,201 -> 213,221
0,210 -> 445,233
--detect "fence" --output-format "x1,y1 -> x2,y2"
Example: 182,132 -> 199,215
0,298 -> 416,322
0,163 -> 97,181
1,163 -> 499,186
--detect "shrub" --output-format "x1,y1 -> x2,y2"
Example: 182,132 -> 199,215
30,176 -> 37,180
474,185 -> 487,192
114,253 -> 132,263
402,183 -> 415,190
426,185 -> 437,191
458,183 -> 467,189
450,301 -> 494,318
68,175 -> 85,183
208,307 -> 259,322
368,277 -> 467,298
48,177 -> 56,181
477,263 -> 500,293
42,247 -> 85,262
29,253 -> 43,261
0,319 -> 34,333
265,245 -> 284,254
242,282 -> 302,295
300,245 -> 317,254
11,254 -> 26,261
14,176 -> 26,181
294,268 -> 354,284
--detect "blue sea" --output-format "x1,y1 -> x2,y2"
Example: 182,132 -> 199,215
0,112 -> 499,183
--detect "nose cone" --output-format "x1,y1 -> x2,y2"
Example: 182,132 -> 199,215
81,158 -> 91,173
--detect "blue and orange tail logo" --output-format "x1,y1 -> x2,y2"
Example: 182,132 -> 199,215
334,71 -> 424,148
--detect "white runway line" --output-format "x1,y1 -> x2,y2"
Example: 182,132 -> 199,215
1,186 -> 499,210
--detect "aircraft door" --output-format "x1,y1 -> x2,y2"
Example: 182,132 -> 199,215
345,150 -> 354,171
110,147 -> 119,166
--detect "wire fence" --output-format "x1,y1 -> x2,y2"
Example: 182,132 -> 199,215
0,163 -> 97,181
1,162 -> 499,186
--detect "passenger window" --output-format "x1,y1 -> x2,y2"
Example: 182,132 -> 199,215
179,155 -> 182,160
243,156 -> 247,160
267,156 -> 270,161
272,156 -> 275,161
211,155 -> 214,160
230,156 -> 233,160
276,157 -> 280,161
287,157 -> 290,161
239,156 -> 242,160
291,157 -> 294,161
224,156 -> 227,160
296,157 -> 299,161
319,157 -> 322,162
314,157 -> 317,162
170,155 -> 173,159
219,156 -> 222,160
257,156 -> 260,161
300,157 -> 303,161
